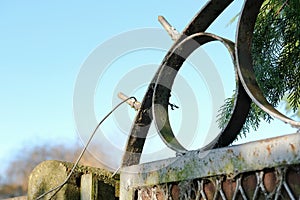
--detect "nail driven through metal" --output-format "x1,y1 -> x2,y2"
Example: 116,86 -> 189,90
158,15 -> 180,41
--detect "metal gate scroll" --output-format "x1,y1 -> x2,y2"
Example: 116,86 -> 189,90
121,0 -> 300,167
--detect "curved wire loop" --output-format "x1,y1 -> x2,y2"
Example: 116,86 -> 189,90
236,0 -> 300,128
152,32 -> 251,153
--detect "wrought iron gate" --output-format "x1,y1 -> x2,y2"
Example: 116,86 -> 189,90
119,0 -> 300,199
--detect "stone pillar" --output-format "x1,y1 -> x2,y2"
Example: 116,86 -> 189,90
28,160 -> 80,200
28,160 -> 118,200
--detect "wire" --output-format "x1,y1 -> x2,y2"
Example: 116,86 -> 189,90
35,96 -> 137,200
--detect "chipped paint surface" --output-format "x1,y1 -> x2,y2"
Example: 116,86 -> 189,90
120,133 -> 300,199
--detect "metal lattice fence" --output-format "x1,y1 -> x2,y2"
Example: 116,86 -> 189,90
136,165 -> 300,200
120,133 -> 300,200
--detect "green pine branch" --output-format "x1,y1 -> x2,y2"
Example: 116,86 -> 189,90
217,0 -> 300,139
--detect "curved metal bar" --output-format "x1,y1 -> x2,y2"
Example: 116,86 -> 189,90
121,0 -> 300,168
236,0 -> 300,128
152,32 -> 251,153
121,0 -> 234,167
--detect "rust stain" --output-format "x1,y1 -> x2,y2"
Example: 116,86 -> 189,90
227,149 -> 234,154
290,143 -> 296,152
266,145 -> 271,156
253,151 -> 259,157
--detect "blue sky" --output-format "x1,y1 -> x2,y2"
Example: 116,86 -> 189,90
0,1 -> 297,172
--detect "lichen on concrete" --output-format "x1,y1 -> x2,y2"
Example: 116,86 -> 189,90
27,160 -> 119,200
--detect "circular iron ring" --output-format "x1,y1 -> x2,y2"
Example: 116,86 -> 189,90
122,1 -> 235,166
153,32 -> 251,153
